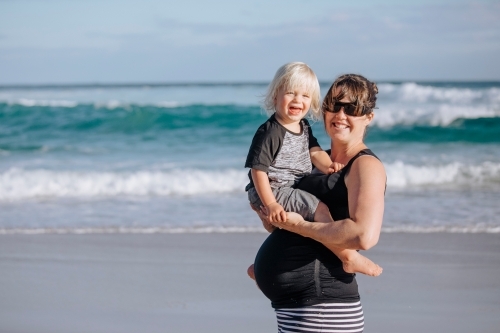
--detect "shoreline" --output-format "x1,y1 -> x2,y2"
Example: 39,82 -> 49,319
1,233 -> 499,333
1,226 -> 499,234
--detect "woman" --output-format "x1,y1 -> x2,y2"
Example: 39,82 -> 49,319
252,74 -> 386,333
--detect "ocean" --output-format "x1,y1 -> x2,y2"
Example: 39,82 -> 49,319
0,81 -> 499,234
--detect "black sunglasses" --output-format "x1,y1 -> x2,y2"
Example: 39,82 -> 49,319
324,101 -> 370,117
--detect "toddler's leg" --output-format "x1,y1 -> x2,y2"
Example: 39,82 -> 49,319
247,264 -> 256,281
314,202 -> 383,277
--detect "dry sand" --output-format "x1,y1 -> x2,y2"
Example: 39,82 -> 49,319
1,232 -> 499,333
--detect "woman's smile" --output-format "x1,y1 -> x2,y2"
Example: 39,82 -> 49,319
332,122 -> 349,130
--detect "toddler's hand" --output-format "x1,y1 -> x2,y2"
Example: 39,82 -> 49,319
249,203 -> 276,233
265,202 -> 287,223
328,161 -> 345,173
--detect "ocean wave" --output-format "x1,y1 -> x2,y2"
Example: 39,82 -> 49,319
385,161 -> 500,187
399,83 -> 483,103
366,117 -> 500,143
372,105 -> 500,128
0,168 -> 248,200
371,82 -> 500,128
2,99 -> 499,134
0,162 -> 499,200
11,99 -> 79,108
0,225 -> 498,234
2,93 -> 500,131
2,100 -> 256,109
93,100 -> 186,109
378,82 -> 500,104
0,103 -> 264,143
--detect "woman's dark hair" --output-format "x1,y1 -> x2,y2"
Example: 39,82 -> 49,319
322,74 -> 378,117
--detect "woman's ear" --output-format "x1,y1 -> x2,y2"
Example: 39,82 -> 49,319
365,112 -> 375,125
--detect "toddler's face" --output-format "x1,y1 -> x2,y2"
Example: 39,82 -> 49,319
274,86 -> 311,124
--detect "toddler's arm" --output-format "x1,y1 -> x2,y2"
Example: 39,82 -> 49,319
251,169 -> 287,223
310,148 -> 344,174
330,161 -> 345,172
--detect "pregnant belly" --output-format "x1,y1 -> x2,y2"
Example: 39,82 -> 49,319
253,229 -> 357,308
253,229 -> 322,306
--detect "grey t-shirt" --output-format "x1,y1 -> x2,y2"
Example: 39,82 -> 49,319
245,114 -> 320,189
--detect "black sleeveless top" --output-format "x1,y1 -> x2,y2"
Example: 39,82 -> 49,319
253,149 -> 378,308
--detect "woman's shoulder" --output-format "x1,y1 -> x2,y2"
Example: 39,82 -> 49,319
352,154 -> 385,174
346,149 -> 386,187
341,148 -> 381,175
350,148 -> 380,163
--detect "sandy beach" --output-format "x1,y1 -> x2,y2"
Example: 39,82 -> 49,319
1,232 -> 499,333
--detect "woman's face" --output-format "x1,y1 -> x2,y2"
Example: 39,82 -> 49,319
324,88 -> 374,144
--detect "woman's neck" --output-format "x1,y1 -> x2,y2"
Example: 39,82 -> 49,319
329,141 -> 367,164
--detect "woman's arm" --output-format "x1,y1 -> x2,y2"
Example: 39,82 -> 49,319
269,155 -> 386,250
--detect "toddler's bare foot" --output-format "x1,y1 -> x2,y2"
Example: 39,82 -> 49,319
247,264 -> 256,281
343,254 -> 383,277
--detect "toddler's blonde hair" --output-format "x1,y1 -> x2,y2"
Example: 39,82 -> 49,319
263,62 -> 321,121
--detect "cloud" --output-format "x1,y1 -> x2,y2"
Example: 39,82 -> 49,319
0,1 -> 499,82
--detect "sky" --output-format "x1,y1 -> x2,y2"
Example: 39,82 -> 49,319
0,0 -> 499,84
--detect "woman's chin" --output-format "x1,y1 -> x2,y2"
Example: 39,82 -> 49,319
328,130 -> 350,141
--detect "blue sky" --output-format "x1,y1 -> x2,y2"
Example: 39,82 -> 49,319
1,0 -> 499,83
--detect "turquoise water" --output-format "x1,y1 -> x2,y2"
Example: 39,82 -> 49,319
0,82 -> 499,233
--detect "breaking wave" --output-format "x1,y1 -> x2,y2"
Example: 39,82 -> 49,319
0,162 -> 499,200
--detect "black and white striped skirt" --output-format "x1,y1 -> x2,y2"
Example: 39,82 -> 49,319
275,301 -> 364,333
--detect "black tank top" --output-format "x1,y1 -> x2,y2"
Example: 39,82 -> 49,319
253,149 -> 378,308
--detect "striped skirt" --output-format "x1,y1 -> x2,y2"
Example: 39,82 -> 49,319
275,301 -> 364,333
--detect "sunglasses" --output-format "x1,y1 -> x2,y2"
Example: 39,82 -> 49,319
324,101 -> 370,117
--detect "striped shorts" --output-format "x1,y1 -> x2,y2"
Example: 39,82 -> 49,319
275,301 -> 364,333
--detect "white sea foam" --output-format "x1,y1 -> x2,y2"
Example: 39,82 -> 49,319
373,104 -> 499,127
378,82 -> 500,104
385,161 -> 500,187
9,99 -> 79,108
155,101 -> 182,108
488,87 -> 500,103
92,100 -> 185,109
0,168 -> 248,200
94,100 -> 123,109
371,83 -> 500,127
399,83 -> 483,103
377,83 -> 398,94
1,98 -> 235,109
0,162 -> 499,200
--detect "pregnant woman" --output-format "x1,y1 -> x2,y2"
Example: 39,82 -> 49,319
252,74 -> 386,333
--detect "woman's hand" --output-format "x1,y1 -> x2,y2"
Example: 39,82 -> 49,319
285,212 -> 306,226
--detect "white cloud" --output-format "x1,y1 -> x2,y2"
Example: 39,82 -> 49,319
0,0 -> 499,82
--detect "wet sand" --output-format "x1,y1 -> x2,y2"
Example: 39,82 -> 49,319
1,232 -> 499,333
